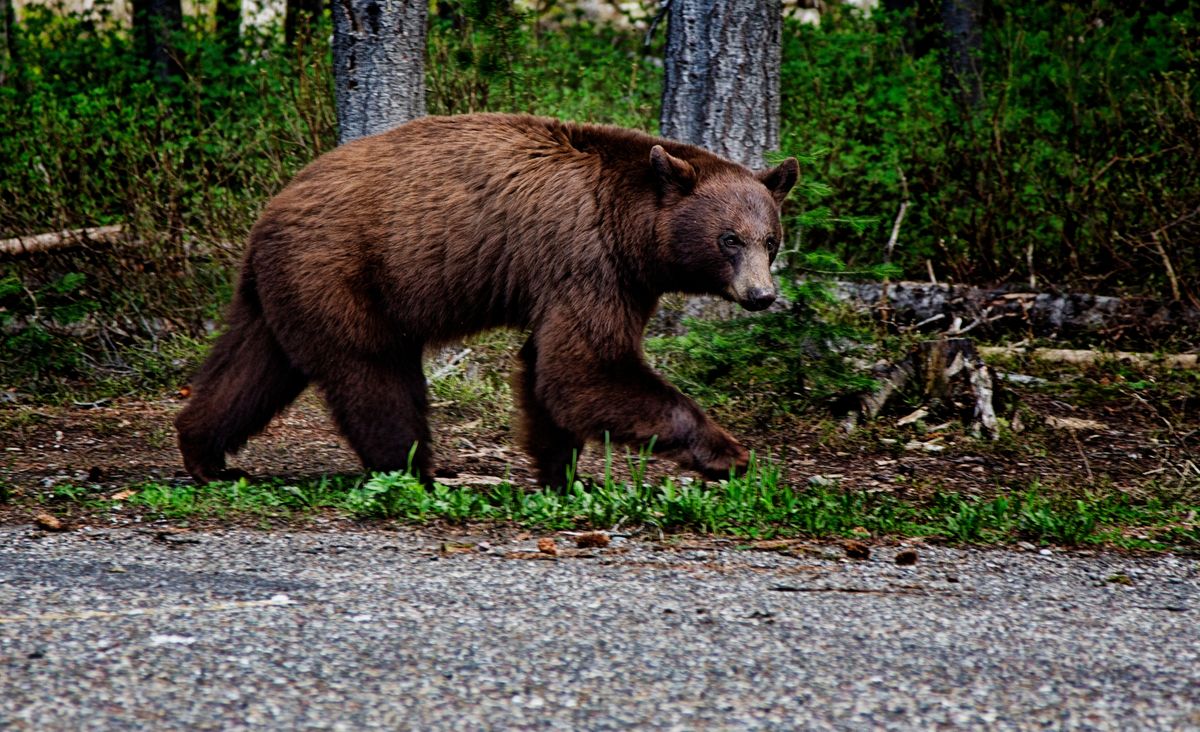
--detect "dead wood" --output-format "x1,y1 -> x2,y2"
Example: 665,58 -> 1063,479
832,280 -> 1200,347
0,225 -> 126,258
979,346 -> 1197,370
845,338 -> 999,438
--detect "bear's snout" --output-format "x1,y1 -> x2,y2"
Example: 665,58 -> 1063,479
728,244 -> 777,311
740,287 -> 777,311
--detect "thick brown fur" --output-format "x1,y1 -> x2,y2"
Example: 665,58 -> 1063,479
175,113 -> 798,487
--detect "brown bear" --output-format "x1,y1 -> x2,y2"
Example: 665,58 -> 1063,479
175,113 -> 798,487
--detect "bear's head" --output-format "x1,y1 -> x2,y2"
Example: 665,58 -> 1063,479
650,145 -> 798,311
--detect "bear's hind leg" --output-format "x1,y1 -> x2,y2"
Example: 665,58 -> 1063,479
514,338 -> 584,489
175,300 -> 308,482
318,351 -> 432,479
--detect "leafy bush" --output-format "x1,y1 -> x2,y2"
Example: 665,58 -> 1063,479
427,0 -> 659,127
781,4 -> 1199,297
647,258 -> 885,419
0,5 -> 335,394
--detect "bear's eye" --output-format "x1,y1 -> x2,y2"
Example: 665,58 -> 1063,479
766,236 -> 779,256
719,233 -> 743,251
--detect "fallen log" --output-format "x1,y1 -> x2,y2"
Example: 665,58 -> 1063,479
979,346 -> 1197,370
0,225 -> 127,257
832,280 -> 1200,347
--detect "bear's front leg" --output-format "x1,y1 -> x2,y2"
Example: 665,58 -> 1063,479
528,319 -> 749,481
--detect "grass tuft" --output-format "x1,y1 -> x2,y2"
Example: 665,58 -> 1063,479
43,454 -> 1188,551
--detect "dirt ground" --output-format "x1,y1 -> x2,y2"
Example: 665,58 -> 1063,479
2,371 -> 1196,504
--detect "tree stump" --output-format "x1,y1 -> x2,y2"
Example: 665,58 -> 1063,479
844,338 -> 1000,439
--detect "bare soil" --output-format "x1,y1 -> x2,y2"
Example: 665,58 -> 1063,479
2,373 -> 1195,513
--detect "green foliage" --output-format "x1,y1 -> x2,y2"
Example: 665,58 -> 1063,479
0,4 -> 336,393
0,270 -> 98,384
781,4 -> 1200,297
128,474 -> 358,518
33,461 -> 1193,549
427,0 -> 658,127
648,252 -> 882,418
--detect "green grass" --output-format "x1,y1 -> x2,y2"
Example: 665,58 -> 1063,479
26,454 -> 1199,552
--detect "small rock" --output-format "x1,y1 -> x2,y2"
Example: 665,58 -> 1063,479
895,549 -> 919,566
843,540 -> 871,561
574,531 -> 610,549
33,512 -> 67,532
150,634 -> 197,646
440,541 -> 475,555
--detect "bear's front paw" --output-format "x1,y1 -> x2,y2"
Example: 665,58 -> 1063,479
690,429 -> 749,481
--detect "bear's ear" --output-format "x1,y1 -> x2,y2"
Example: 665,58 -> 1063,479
649,145 -> 697,195
757,157 -> 799,205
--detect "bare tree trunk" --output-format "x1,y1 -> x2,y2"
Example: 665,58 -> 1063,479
286,0 -> 324,45
660,0 -> 782,168
332,0 -> 426,145
133,0 -> 183,80
942,0 -> 981,108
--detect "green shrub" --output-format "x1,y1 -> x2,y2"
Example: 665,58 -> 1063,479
0,6 -> 336,394
781,4 -> 1199,297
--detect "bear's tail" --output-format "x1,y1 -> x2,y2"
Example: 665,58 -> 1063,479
175,267 -> 308,482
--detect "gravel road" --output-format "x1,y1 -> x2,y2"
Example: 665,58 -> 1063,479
1,525 -> 1197,731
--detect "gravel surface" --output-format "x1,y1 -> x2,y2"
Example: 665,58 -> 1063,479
1,526 -> 1197,731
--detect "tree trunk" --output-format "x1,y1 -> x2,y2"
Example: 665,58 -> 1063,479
660,0 -> 782,168
941,0 -> 981,108
132,0 -> 183,80
286,0 -> 324,45
331,0 -> 426,145
1,0 -> 14,81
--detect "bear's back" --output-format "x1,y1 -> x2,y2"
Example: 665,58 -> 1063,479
246,114 -> 740,351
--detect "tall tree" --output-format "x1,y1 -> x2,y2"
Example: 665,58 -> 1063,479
332,0 -> 427,145
285,0 -> 324,46
885,0 -> 982,106
660,0 -> 783,168
941,0 -> 982,108
132,0 -> 183,80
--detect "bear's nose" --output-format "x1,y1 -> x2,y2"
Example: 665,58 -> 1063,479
742,288 -> 777,311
